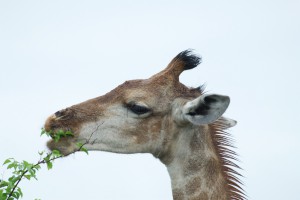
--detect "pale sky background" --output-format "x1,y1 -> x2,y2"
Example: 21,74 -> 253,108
0,1 -> 299,200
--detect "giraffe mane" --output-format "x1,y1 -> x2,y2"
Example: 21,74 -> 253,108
210,118 -> 247,200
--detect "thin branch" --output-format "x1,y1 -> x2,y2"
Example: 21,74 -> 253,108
6,154 -> 63,199
6,125 -> 102,199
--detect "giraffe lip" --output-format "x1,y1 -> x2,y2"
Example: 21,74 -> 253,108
46,128 -> 75,141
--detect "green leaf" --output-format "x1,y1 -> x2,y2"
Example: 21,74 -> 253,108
65,131 -> 73,136
3,158 -> 12,166
11,191 -> 19,199
46,162 -> 53,170
24,175 -> 31,180
41,128 -> 52,137
8,176 -> 20,185
52,150 -> 60,154
34,164 -> 41,170
80,147 -> 89,155
77,143 -> 82,148
52,150 -> 62,158
28,169 -> 36,178
54,136 -> 60,143
6,183 -> 12,193
7,163 -> 17,170
43,153 -> 51,162
0,190 -> 7,199
0,181 -> 9,188
17,188 -> 23,197
0,192 -> 8,200
23,161 -> 33,170
23,160 -> 29,166
13,169 -> 23,176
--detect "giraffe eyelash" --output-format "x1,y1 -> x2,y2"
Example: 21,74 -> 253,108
126,102 -> 151,115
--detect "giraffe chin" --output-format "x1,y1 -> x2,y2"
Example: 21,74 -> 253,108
47,138 -> 78,156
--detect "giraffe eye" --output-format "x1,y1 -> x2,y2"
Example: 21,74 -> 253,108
127,103 -> 150,115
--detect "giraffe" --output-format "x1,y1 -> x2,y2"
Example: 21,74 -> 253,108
44,50 -> 245,200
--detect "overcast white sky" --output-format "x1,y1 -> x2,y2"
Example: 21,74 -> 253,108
0,1 -> 299,200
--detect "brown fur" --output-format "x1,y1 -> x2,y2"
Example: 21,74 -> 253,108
173,189 -> 185,200
184,157 -> 204,176
185,177 -> 202,195
191,193 -> 209,200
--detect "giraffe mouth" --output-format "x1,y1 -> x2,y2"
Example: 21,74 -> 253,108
44,120 -> 78,155
48,128 -> 74,140
46,134 -> 79,156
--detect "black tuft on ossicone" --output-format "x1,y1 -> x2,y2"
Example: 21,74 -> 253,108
174,49 -> 202,70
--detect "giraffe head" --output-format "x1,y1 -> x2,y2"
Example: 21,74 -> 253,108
44,50 -> 235,156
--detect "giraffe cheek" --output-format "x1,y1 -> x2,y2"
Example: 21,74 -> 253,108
134,134 -> 150,145
150,121 -> 162,134
149,122 -> 163,141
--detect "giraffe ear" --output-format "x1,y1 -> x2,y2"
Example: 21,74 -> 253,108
181,94 -> 230,125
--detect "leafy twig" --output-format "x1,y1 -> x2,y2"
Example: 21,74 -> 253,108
0,127 -> 97,200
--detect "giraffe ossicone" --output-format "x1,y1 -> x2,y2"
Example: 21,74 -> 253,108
44,50 -> 245,200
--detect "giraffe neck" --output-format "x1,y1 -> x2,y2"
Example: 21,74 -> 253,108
162,125 -> 229,200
